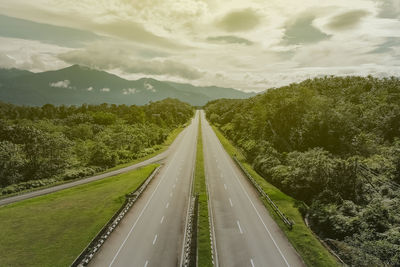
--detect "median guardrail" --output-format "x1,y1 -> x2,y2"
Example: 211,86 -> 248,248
182,194 -> 199,267
233,156 -> 294,230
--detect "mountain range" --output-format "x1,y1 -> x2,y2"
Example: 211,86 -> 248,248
0,65 -> 255,106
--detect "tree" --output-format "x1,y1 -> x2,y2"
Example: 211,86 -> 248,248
0,141 -> 26,186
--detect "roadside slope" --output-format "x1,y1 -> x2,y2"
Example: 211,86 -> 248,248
0,164 -> 158,267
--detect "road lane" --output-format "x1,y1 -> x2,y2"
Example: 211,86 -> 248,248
0,123 -> 188,207
201,110 -> 304,267
89,111 -> 199,267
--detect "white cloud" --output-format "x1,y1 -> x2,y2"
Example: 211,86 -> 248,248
0,37 -> 70,72
58,41 -> 205,80
100,87 -> 110,92
122,88 -> 138,95
144,82 -> 156,92
0,0 -> 400,91
49,80 -> 71,88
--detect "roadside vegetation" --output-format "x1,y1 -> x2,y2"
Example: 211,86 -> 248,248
0,98 -> 193,196
194,119 -> 213,267
205,76 -> 400,266
212,126 -> 339,267
0,164 -> 158,267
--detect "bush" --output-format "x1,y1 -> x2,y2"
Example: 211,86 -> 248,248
1,178 -> 58,195
89,143 -> 119,168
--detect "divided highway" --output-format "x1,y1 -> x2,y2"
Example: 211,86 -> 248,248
89,111 -> 200,267
201,111 -> 304,267
2,109 -> 307,267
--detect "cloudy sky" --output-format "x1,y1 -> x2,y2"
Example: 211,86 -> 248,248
0,0 -> 399,92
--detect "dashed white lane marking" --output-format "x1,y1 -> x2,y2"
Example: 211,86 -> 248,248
144,260 -> 149,267
176,177 -> 178,182
229,198 -> 233,207
166,202 -> 169,208
170,192 -> 173,197
237,220 -> 243,234
160,216 -> 164,224
217,135 -> 291,267
250,258 -> 255,267
173,184 -> 176,189
153,234 -> 158,245
108,149 -> 181,267
224,184 -> 227,190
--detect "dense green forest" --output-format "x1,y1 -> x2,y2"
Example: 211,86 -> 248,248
0,98 -> 193,194
205,76 -> 400,266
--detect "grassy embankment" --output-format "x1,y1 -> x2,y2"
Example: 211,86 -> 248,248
212,126 -> 340,267
0,164 -> 158,267
194,120 -> 213,267
0,126 -> 184,200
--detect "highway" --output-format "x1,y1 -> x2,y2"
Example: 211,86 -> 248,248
0,126 -> 182,207
89,111 -> 200,267
201,110 -> 304,267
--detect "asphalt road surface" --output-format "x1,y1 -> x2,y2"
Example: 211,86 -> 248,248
201,110 -> 305,267
89,111 -> 200,267
0,124 -> 186,207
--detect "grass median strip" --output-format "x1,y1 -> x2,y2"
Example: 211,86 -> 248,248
0,164 -> 158,267
211,125 -> 340,267
195,120 -> 213,267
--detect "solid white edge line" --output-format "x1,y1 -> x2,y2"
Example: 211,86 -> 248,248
215,127 -> 291,267
108,127 -> 188,267
179,111 -> 199,267
201,111 -> 219,267
237,220 -> 243,234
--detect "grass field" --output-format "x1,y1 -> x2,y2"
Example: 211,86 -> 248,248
211,126 -> 340,267
194,120 -> 213,267
0,164 -> 158,267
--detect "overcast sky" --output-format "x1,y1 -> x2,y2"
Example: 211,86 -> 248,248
0,0 -> 399,92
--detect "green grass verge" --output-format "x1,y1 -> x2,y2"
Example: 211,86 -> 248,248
195,120 -> 213,267
0,126 -> 184,200
0,164 -> 158,267
211,125 -> 340,267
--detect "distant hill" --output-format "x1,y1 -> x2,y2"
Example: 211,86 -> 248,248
0,65 -> 255,106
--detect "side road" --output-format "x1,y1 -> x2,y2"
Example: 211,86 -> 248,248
0,126 -> 189,207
